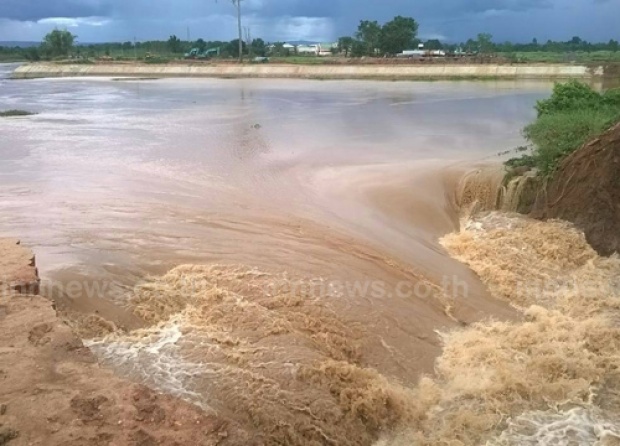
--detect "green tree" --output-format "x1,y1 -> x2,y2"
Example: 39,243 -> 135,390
226,39 -> 247,56
269,42 -> 291,57
499,41 -> 515,52
251,38 -> 266,56
42,29 -> 75,58
167,35 -> 183,53
424,39 -> 443,50
195,38 -> 207,52
25,47 -> 41,61
570,36 -> 582,45
477,33 -> 494,54
463,38 -> 476,53
356,20 -> 381,56
338,36 -> 355,57
379,16 -> 418,55
351,40 -> 366,57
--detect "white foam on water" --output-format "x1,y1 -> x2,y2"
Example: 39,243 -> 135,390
487,407 -> 620,446
86,319 -> 210,410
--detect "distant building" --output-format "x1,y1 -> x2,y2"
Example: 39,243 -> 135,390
267,42 -> 337,56
317,43 -> 337,56
296,44 -> 319,55
397,43 -> 446,58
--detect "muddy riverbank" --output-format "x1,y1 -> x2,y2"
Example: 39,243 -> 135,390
0,240 -> 248,445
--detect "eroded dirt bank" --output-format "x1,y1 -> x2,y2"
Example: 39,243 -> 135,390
532,121 -> 620,256
0,240 -> 249,446
458,120 -> 620,257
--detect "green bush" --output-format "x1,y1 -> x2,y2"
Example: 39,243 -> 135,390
603,88 -> 620,107
144,56 -> 171,64
0,110 -> 37,117
535,81 -> 602,116
523,108 -> 620,175
507,82 -> 620,176
57,59 -> 94,65
505,154 -> 537,169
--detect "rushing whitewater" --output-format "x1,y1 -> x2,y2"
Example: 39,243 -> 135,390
81,213 -> 620,445
5,66 -> 612,444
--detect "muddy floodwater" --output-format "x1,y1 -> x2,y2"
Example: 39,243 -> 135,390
0,63 -> 556,443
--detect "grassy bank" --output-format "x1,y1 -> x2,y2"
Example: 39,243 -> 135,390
0,109 -> 36,117
499,50 -> 620,64
0,55 -> 27,63
507,81 -> 620,175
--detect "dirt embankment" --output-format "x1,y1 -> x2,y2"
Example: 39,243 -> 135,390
12,63 -> 601,81
532,122 -> 620,256
0,240 -> 247,446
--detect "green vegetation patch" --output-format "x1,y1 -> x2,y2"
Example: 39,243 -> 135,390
56,59 -> 94,65
0,109 -> 37,117
500,51 -> 620,64
508,81 -> 620,176
143,56 -> 172,64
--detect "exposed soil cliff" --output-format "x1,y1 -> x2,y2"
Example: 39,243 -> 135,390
532,122 -> 620,256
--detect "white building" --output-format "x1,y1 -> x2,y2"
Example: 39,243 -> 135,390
296,44 -> 319,55
317,43 -> 337,56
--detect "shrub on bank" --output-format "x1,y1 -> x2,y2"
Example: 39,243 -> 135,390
535,81 -> 603,116
0,109 -> 37,117
523,108 -> 619,175
144,56 -> 172,64
56,59 -> 94,65
509,81 -> 620,175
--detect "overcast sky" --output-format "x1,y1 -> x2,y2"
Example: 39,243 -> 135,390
0,0 -> 619,44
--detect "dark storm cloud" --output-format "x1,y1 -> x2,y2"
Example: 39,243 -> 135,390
0,0 -> 553,22
252,0 -> 553,20
0,0 -> 111,21
0,0 -> 618,43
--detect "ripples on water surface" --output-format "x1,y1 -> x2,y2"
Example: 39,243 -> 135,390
10,63 -> 607,444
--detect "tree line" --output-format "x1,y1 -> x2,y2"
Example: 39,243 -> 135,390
337,19 -> 620,56
337,16 -> 419,57
0,29 -> 269,61
1,24 -> 619,63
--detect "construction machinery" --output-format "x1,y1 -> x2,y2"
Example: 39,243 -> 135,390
184,47 -> 221,60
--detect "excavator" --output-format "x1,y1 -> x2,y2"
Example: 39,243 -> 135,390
184,47 -> 220,60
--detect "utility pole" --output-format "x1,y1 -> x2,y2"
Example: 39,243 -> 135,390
233,0 -> 243,62
216,0 -> 244,62
244,26 -> 251,58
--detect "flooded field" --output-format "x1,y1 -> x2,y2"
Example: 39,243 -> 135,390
1,63 -> 575,443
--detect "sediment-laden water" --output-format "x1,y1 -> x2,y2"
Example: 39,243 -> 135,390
6,64 -> 611,444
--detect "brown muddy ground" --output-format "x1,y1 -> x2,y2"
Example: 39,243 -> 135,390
0,240 -> 251,446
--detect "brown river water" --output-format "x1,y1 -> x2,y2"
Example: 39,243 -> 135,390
9,64 -> 602,444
